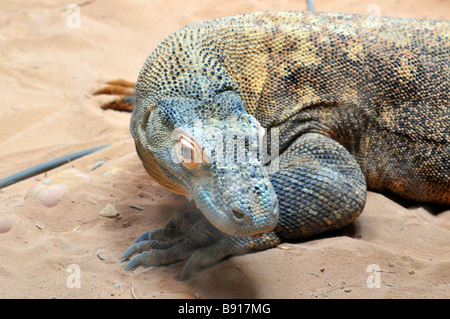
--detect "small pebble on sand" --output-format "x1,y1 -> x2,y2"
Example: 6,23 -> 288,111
99,204 -> 120,218
0,214 -> 12,233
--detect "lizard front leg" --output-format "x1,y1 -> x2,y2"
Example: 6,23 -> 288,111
120,210 -> 281,280
271,133 -> 367,240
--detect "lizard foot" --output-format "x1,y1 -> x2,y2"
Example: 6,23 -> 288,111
93,79 -> 136,112
120,210 -> 281,280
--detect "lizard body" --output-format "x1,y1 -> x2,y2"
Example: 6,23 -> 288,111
98,11 -> 449,279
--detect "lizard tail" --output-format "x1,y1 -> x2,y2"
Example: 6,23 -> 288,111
93,79 -> 136,112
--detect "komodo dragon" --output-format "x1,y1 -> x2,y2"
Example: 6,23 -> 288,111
95,11 -> 450,280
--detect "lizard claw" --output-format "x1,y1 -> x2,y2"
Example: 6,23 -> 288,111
120,237 -> 192,272
119,211 -> 281,279
123,252 -> 151,271
120,242 -> 149,263
93,79 -> 136,112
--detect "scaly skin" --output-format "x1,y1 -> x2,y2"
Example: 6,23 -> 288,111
96,11 -> 449,279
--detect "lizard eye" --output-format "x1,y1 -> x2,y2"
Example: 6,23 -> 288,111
176,135 -> 203,169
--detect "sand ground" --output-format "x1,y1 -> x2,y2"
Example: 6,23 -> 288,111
0,0 -> 449,299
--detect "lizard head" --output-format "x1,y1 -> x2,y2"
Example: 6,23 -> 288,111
135,90 -> 279,237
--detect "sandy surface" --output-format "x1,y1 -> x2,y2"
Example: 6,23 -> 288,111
0,0 -> 449,299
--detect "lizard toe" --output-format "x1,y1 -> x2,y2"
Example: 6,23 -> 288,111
123,241 -> 195,271
120,239 -> 177,262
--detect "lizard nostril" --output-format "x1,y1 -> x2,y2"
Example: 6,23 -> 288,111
230,206 -> 248,223
232,207 -> 245,220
